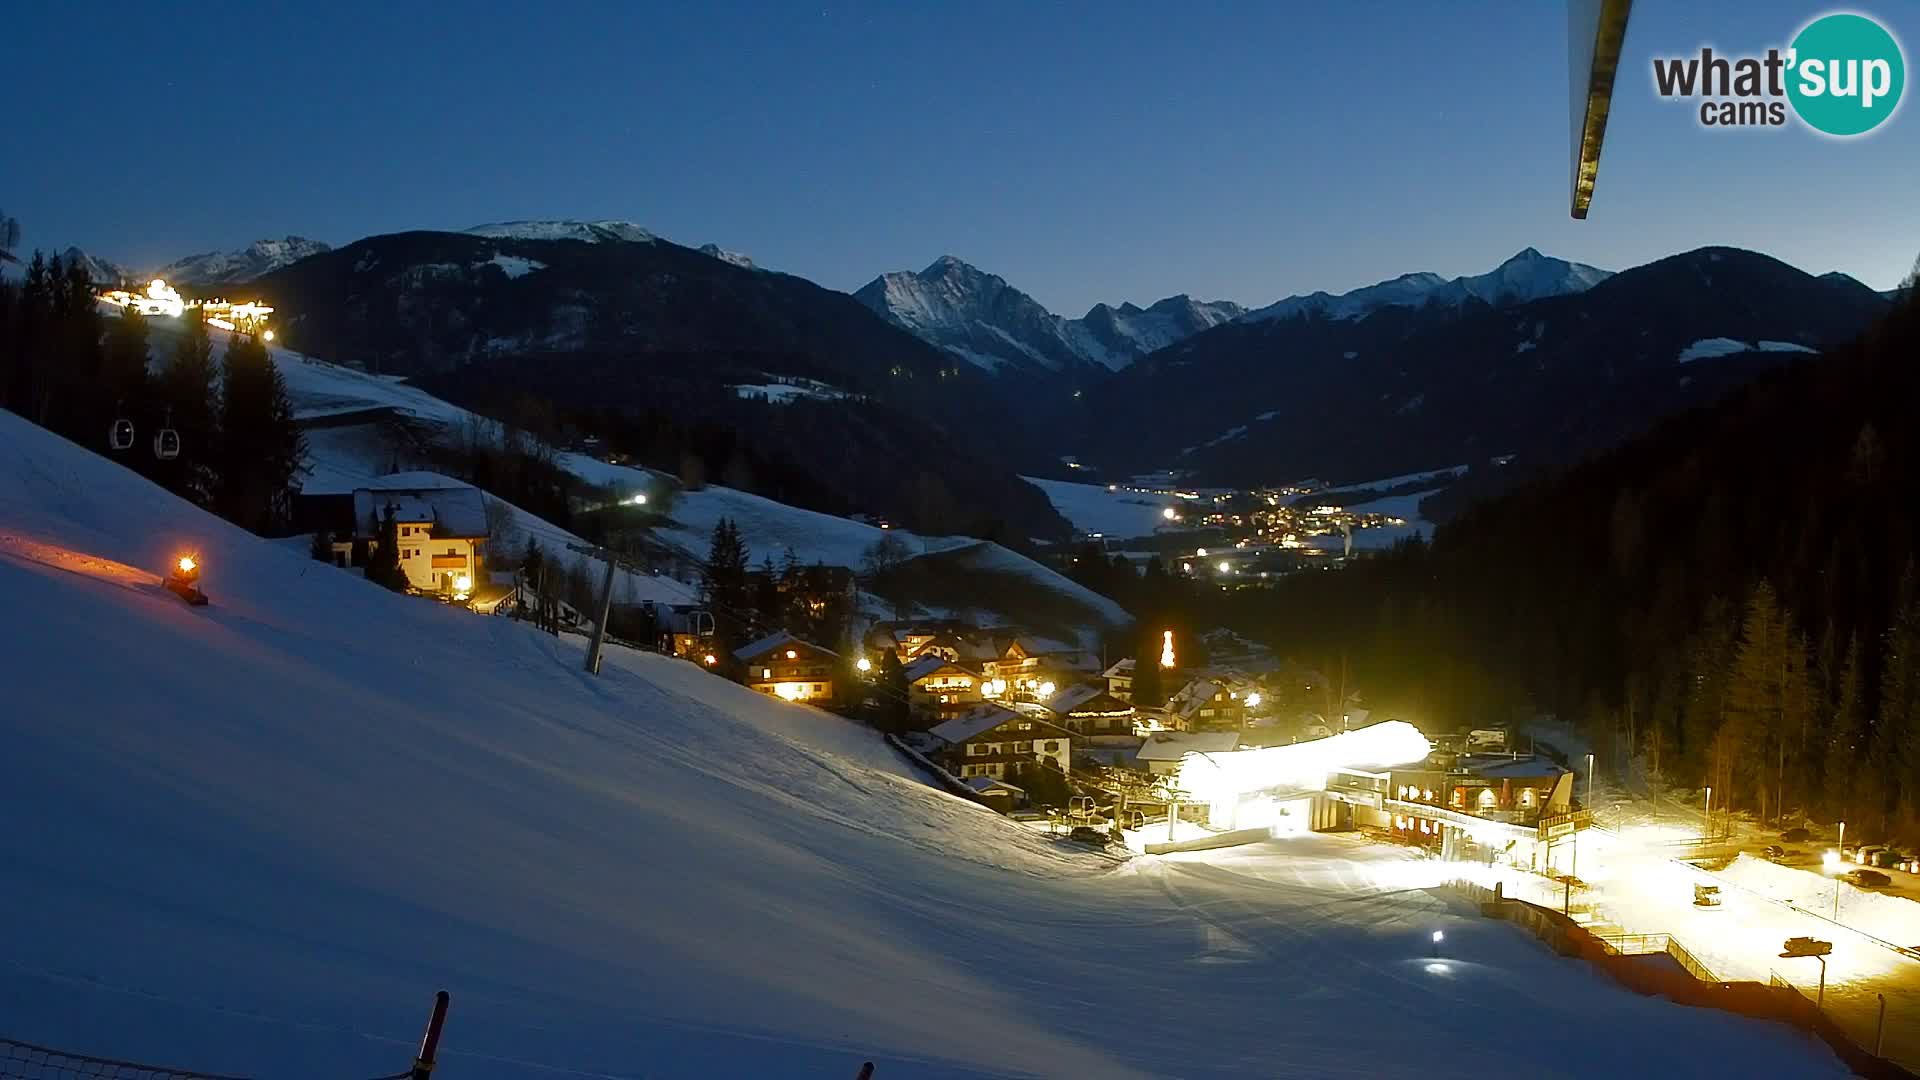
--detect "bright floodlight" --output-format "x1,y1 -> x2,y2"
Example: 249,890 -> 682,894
1196,547 -> 1208,557
1244,691 -> 1262,709
1217,561 -> 1230,574
703,653 -> 718,666
1175,720 -> 1433,807
177,555 -> 195,574
1823,850 -> 1841,871
1037,680 -> 1056,699
1432,930 -> 1444,943
855,656 -> 872,672
1161,507 -> 1177,520
262,329 -> 275,342
453,574 -> 473,593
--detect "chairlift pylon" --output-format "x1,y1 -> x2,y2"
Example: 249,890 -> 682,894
153,408 -> 180,461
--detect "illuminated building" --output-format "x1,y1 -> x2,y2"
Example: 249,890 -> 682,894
735,631 -> 842,707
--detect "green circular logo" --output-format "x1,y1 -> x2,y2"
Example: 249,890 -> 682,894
1787,13 -> 1905,136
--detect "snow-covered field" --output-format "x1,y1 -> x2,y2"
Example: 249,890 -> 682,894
0,411 -> 1851,1078
1020,476 -> 1182,540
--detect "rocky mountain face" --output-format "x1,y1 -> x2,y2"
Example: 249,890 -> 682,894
855,256 -> 1240,377
152,237 -> 332,287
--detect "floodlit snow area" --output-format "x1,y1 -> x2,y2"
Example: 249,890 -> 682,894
1453,824 -> 1920,1070
0,411 -> 1852,1078
1020,476 -> 1182,540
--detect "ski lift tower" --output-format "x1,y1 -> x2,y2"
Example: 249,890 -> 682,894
1568,0 -> 1635,218
567,541 -> 634,675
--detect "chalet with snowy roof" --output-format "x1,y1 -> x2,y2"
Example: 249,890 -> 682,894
1101,658 -> 1136,701
929,704 -> 1073,782
981,635 -> 1099,701
735,631 -> 842,707
1135,731 -> 1241,776
1166,679 -> 1244,731
962,775 -> 1025,812
326,486 -> 490,596
1026,682 -> 1136,737
902,655 -> 984,723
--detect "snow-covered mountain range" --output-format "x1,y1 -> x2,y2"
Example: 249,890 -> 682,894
152,236 -> 332,287
1243,248 -> 1613,323
854,255 -> 1242,376
465,219 -> 657,244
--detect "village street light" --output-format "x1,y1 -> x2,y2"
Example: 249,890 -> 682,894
1431,930 -> 1444,958
855,656 -> 872,673
1586,752 -> 1595,809
1704,785 -> 1713,841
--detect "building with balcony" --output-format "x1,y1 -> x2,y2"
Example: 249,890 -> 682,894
929,703 -> 1073,782
736,631 -> 842,708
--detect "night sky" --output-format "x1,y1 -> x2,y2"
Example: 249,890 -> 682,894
8,1 -> 1915,312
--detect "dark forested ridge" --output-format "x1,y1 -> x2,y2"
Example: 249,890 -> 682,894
1073,247 -> 1889,490
1232,275 -> 1920,838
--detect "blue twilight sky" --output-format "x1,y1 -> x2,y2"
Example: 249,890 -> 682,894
6,1 -> 1916,313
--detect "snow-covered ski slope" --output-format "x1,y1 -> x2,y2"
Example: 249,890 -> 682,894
0,412 -> 1849,1078
229,327 -> 1125,636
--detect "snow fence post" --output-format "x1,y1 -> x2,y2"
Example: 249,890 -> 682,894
410,990 -> 451,1080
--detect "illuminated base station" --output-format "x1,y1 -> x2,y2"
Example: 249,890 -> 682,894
1170,721 -> 1585,871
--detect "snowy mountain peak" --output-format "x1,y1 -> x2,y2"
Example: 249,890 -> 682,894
856,258 -> 1243,375
151,236 -> 331,286
1243,250 -> 1611,324
464,220 -> 656,245
698,243 -> 757,270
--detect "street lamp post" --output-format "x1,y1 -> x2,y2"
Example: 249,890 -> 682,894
1704,785 -> 1713,842
1586,752 -> 1595,809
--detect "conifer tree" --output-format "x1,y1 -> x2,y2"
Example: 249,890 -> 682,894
365,507 -> 409,592
702,518 -> 752,646
215,333 -> 304,533
1825,636 -> 1867,824
1884,568 -> 1920,819
160,308 -> 218,503
101,303 -> 150,449
877,649 -> 910,733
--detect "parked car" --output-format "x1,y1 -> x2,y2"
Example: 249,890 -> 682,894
1872,849 -> 1905,868
1694,883 -> 1723,908
1781,827 -> 1812,843
1067,826 -> 1111,846
1855,844 -> 1888,866
1846,869 -> 1892,887
1762,844 -> 1786,858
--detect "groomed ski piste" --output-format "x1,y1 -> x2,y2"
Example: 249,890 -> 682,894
0,408 -> 1853,1078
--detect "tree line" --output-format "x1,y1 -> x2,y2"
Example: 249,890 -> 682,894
1,252 -> 303,534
